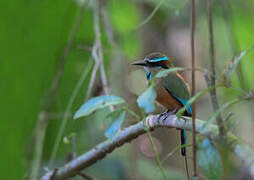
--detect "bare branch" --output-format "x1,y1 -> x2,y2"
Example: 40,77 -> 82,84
41,114 -> 254,180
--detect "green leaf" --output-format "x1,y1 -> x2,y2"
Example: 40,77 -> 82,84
105,109 -> 126,139
222,45 -> 254,87
155,67 -> 185,78
74,95 -> 125,119
197,138 -> 223,180
137,85 -> 157,113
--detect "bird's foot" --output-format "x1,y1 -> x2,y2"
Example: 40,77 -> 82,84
158,109 -> 170,119
159,108 -> 177,123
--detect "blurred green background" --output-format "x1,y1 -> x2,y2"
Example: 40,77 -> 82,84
1,0 -> 254,179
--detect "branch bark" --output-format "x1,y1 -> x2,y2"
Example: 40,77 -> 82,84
41,115 -> 254,180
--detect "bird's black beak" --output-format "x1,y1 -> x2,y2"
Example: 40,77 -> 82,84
131,61 -> 147,66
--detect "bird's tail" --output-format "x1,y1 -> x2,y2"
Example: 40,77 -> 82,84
180,129 -> 186,156
180,129 -> 190,179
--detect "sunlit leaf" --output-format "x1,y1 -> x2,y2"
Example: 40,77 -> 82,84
74,95 -> 125,119
197,138 -> 223,180
221,45 -> 254,87
137,85 -> 157,113
105,109 -> 126,139
155,67 -> 184,78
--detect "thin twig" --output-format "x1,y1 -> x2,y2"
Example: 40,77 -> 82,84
49,58 -> 93,167
207,0 -> 225,137
85,61 -> 100,101
190,0 -> 197,177
41,114 -> 254,180
29,1 -> 89,179
93,0 -> 110,95
85,0 -> 111,102
161,144 -> 192,166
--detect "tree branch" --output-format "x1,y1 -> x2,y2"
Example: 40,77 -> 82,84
41,114 -> 254,180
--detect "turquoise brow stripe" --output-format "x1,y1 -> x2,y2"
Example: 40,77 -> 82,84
149,56 -> 168,62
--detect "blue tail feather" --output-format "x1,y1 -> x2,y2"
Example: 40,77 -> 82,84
170,94 -> 191,157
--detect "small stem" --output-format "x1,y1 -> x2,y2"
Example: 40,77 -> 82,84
85,62 -> 100,101
161,144 -> 192,165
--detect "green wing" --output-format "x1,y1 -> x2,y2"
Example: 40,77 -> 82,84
162,73 -> 190,100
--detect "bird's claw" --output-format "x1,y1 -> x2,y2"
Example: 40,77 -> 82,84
158,109 -> 169,118
159,108 -> 177,123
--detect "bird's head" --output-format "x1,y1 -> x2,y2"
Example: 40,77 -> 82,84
132,52 -> 173,80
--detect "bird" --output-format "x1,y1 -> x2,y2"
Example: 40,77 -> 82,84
132,52 -> 191,178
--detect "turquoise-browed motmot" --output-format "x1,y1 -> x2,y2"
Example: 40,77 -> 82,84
132,52 -> 192,157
